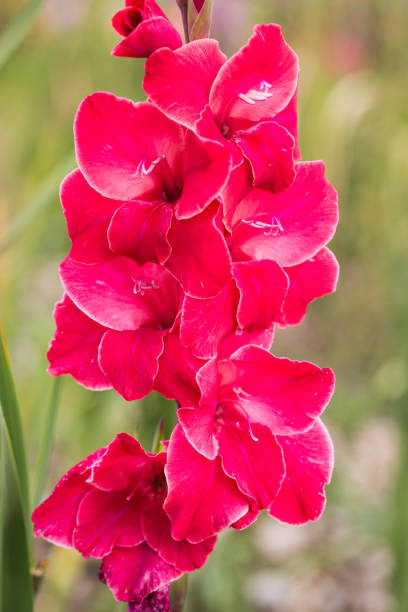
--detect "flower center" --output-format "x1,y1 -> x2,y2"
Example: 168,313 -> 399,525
137,154 -> 181,203
238,80 -> 274,105
241,216 -> 284,237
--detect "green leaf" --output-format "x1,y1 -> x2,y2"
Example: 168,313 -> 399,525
33,377 -> 62,508
188,0 -> 213,41
0,152 -> 75,255
0,0 -> 47,72
151,416 -> 165,454
0,423 -> 34,611
0,326 -> 31,537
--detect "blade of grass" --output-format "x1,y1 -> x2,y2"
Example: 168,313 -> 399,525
0,152 -> 75,256
33,377 -> 62,508
0,0 -> 47,72
0,421 -> 34,611
0,326 -> 31,540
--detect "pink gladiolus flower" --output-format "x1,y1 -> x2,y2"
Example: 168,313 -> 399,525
49,256 -> 184,400
144,24 -> 300,188
225,161 -> 338,267
112,0 -> 182,58
163,346 -> 335,542
32,434 -> 216,607
73,92 -> 233,298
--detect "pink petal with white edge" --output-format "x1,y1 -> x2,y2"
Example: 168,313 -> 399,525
144,39 -> 226,130
269,419 -> 334,524
180,282 -> 238,359
273,90 -> 300,158
175,131 -> 231,220
279,248 -> 340,326
88,433 -> 165,493
74,489 -> 144,557
75,93 -> 183,201
154,328 -> 204,405
61,169 -> 121,264
218,326 -> 275,359
218,345 -> 335,435
210,24 -> 298,128
112,16 -> 182,58
98,328 -> 166,401
178,404 -> 218,460
164,425 -> 249,543
141,505 -> 216,572
233,121 -> 295,192
108,200 -> 172,266
218,422 -> 285,509
47,295 -> 110,390
234,260 -> 289,330
61,257 -> 180,331
165,203 -> 233,299
32,448 -> 105,547
101,543 -> 182,604
227,162 -> 339,267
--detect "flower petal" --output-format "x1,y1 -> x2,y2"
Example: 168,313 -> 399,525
269,420 -> 334,523
234,260 -> 289,330
164,425 -> 249,543
153,328 -> 205,405
210,24 -> 298,128
73,488 -> 144,557
75,93 -> 183,201
165,203 -> 233,298
32,448 -> 105,547
228,161 -> 339,267
178,404 -> 218,460
47,295 -> 110,390
98,328 -> 165,401
112,16 -> 182,58
180,282 -> 238,359
108,200 -> 172,266
218,345 -> 335,435
175,131 -> 231,219
61,169 -> 121,264
280,248 -> 339,326
88,433 -> 165,493
101,543 -> 182,604
61,257 -> 180,331
218,422 -> 285,509
144,39 -> 226,129
234,121 -> 295,192
141,505 -> 216,572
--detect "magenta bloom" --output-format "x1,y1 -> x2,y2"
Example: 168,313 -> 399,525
144,24 -> 300,189
112,0 -> 182,59
72,92 -> 232,298
163,345 -> 335,542
32,434 -> 216,607
39,7 -> 340,605
48,256 -> 183,400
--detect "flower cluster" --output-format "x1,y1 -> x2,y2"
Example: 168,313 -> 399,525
33,1 -> 339,610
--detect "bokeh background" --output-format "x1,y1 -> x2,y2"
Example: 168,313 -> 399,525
1,0 -> 408,610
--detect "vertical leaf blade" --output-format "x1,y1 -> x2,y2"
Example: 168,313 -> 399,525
1,423 -> 34,611
0,326 -> 31,531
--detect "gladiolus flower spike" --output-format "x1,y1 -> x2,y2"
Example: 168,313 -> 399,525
33,2 -> 339,609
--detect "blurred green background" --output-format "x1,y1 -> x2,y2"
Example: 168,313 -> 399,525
1,0 -> 408,610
